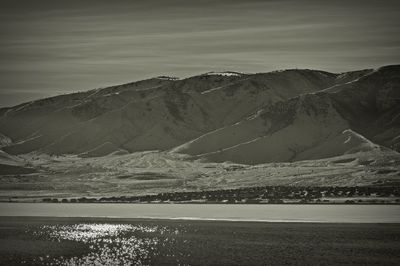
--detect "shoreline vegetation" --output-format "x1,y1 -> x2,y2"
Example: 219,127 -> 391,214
4,185 -> 399,204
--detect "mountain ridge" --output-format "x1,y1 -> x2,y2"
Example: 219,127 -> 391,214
0,65 -> 399,165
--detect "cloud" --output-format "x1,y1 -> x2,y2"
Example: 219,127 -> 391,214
0,0 -> 399,107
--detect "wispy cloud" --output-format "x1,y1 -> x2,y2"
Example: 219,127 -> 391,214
0,0 -> 399,106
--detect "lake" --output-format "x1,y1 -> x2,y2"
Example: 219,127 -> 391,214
1,204 -> 400,265
0,203 -> 399,223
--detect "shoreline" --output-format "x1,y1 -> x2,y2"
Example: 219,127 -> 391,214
1,203 -> 399,223
1,215 -> 400,224
0,215 -> 400,226
2,198 -> 400,205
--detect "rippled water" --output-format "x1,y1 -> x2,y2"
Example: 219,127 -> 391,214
1,203 -> 399,264
26,223 -> 185,265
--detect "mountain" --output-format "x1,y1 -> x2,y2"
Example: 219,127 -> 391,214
0,66 -> 399,197
0,66 -> 399,165
0,69 -> 338,156
174,66 -> 400,164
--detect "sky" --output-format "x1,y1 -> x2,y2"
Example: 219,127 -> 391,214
0,0 -> 399,107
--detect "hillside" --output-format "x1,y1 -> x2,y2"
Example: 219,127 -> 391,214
0,69 -> 344,157
175,66 -> 400,164
0,66 -> 399,198
0,66 -> 398,162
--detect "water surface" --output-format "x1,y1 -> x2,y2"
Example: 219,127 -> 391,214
1,203 -> 399,223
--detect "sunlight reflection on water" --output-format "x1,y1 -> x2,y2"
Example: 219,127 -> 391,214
30,223 -> 183,265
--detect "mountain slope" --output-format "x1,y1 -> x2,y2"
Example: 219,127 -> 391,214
329,65 -> 400,151
0,66 -> 398,165
174,66 -> 400,164
0,69 -> 342,156
175,93 -> 365,164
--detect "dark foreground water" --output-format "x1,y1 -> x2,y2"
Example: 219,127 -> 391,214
0,204 -> 399,265
0,217 -> 399,266
1,203 -> 400,223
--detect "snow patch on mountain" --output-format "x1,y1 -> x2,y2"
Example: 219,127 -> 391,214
203,71 -> 243,77
342,129 -> 380,150
156,76 -> 179,81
